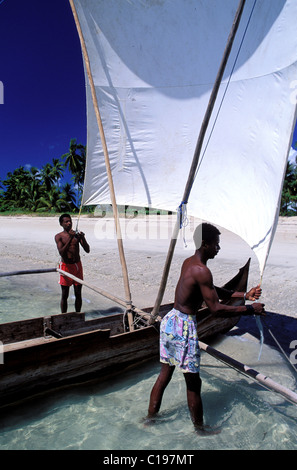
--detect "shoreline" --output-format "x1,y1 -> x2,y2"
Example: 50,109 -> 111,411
0,214 -> 296,357
0,214 -> 296,312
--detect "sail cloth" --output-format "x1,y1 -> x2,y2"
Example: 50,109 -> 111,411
73,0 -> 297,274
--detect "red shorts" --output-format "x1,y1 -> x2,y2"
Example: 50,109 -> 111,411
59,261 -> 83,287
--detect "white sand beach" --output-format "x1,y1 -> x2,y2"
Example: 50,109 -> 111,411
0,214 -> 296,318
0,213 -> 296,359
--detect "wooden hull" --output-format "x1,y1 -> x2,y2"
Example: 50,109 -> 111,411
0,260 -> 250,406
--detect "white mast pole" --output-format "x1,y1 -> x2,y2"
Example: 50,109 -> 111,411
150,0 -> 246,322
69,0 -> 133,329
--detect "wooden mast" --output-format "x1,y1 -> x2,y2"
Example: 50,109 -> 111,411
69,0 -> 134,329
150,0 -> 246,322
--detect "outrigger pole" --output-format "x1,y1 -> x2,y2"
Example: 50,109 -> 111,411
56,268 -> 157,322
150,0 -> 247,322
69,0 -> 134,330
0,266 -> 159,323
199,341 -> 297,405
0,268 -> 57,277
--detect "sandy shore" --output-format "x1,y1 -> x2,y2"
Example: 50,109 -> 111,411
0,214 -> 296,354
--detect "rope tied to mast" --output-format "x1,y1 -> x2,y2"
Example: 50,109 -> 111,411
178,201 -> 189,248
254,314 -> 264,361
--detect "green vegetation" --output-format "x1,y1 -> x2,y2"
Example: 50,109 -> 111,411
0,139 -> 88,214
280,157 -> 297,216
0,138 -> 297,216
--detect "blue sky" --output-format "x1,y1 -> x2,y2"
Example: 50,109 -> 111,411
0,0 -> 296,184
0,0 -> 86,181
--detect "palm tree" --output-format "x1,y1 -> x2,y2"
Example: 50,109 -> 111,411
40,159 -> 64,192
60,182 -> 77,210
0,140 -> 87,213
281,161 -> 297,215
1,167 -> 34,210
62,139 -> 85,179
62,138 -> 86,207
37,186 -> 72,213
22,167 -> 43,211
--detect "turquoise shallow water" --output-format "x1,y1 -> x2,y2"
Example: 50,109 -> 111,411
0,276 -> 297,450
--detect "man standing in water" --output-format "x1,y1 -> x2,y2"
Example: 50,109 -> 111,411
55,214 -> 90,313
147,223 -> 265,433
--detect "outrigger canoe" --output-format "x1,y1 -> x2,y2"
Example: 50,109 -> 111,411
0,260 -> 250,407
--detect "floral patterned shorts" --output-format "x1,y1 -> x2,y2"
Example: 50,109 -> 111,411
160,308 -> 200,373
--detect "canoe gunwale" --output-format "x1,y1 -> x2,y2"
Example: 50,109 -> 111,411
0,259 -> 250,407
1,259 -> 251,349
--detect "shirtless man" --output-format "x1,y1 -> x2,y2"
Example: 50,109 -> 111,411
55,214 -> 90,313
147,223 -> 265,433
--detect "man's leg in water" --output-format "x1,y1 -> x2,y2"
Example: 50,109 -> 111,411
184,373 -> 220,434
184,372 -> 203,428
61,285 -> 69,313
74,284 -> 82,312
147,363 -> 175,418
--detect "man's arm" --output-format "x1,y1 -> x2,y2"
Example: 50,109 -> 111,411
77,232 -> 90,253
215,285 -> 262,302
199,268 -> 264,317
214,286 -> 233,301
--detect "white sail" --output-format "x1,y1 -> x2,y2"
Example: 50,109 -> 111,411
73,0 -> 297,274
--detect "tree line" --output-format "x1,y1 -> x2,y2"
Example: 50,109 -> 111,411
0,138 -> 297,215
0,139 -> 87,213
281,151 -> 297,216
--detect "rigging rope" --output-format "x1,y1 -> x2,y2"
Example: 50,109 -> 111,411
178,202 -> 189,247
175,2 -> 258,247
175,0 -> 258,211
254,315 -> 264,361
75,198 -> 84,234
254,271 -> 264,360
191,0 -> 257,187
267,326 -> 297,375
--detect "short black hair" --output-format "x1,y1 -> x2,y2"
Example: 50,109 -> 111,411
193,223 -> 221,248
59,213 -> 71,225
